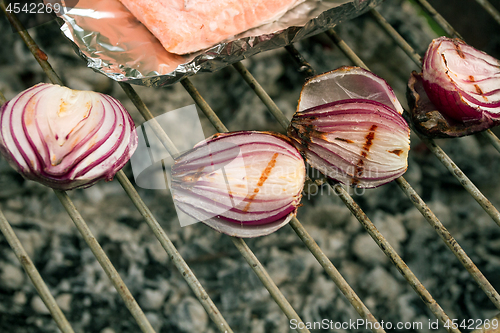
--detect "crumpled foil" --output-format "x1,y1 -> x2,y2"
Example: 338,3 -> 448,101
58,0 -> 383,87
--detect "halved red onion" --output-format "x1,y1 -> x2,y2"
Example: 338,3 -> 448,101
407,71 -> 499,137
170,131 -> 306,238
288,99 -> 410,188
422,36 -> 500,122
0,83 -> 138,190
297,66 -> 404,114
289,66 -> 410,188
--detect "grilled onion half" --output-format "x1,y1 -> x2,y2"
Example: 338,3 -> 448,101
408,37 -> 500,137
288,66 -> 410,188
170,131 -> 306,238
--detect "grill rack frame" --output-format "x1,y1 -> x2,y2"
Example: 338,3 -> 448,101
1,0 -> 500,332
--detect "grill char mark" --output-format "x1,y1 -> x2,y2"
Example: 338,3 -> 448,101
351,124 -> 377,186
389,149 -> 403,156
242,152 -> 279,212
335,137 -> 354,144
453,40 -> 466,59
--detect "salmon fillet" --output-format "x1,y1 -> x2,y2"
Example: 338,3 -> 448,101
117,0 -> 302,55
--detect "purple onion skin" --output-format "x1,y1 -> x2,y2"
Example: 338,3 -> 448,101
422,36 -> 500,123
288,99 -> 410,188
0,83 -> 138,190
170,131 -> 306,238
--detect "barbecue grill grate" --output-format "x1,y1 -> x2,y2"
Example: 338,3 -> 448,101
1,0 -> 500,332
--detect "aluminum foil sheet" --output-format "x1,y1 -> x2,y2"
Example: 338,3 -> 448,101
58,0 -> 384,87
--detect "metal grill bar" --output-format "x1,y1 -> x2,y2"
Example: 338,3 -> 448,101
483,130 -> 500,154
119,82 -> 180,157
0,89 -> 75,333
475,0 -> 500,25
0,211 -> 74,333
325,29 -> 369,69
232,62 -> 290,129
0,1 -> 61,84
287,215 -> 384,332
230,237 -> 309,333
231,53 -> 460,330
369,9 -> 422,65
329,179 -> 460,332
54,190 -> 156,333
0,127 -> 75,333
481,130 -> 500,153
284,45 -> 316,78
180,79 -> 229,133
114,172 -> 233,333
395,177 -> 500,308
420,136 -> 500,227
413,0 -> 462,38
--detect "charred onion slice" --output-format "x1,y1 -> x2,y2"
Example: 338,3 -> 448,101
170,131 -> 305,238
0,83 -> 138,190
288,100 -> 410,188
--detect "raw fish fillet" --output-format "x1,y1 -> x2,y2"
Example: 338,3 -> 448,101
117,0 -> 302,54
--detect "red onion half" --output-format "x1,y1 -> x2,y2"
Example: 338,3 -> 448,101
407,71 -> 500,138
0,83 -> 138,190
170,131 -> 306,238
422,36 -> 500,122
289,66 -> 410,188
288,99 -> 410,188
